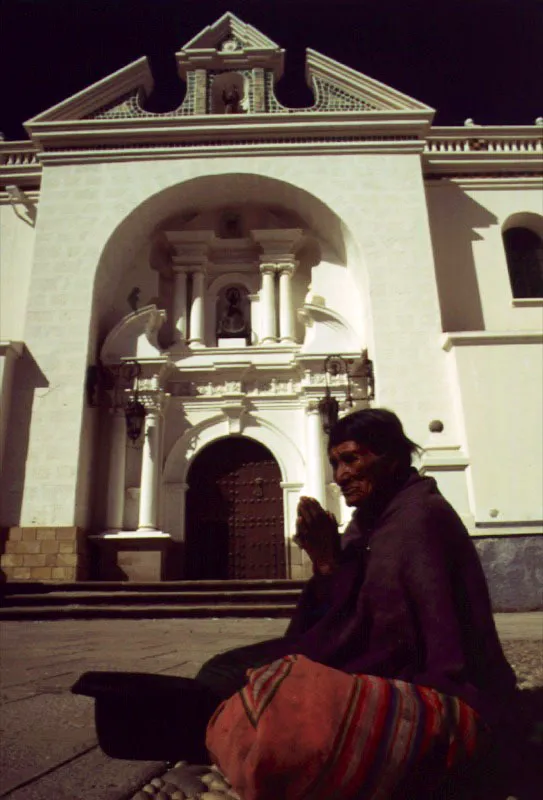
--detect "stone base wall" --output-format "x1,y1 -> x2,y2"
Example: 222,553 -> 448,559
288,540 -> 312,581
474,535 -> 542,612
91,536 -> 172,582
0,527 -> 88,581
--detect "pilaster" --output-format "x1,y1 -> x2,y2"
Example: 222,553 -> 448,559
258,263 -> 278,343
189,267 -> 207,347
137,389 -> 168,533
304,400 -> 327,507
104,409 -> 127,532
278,261 -> 297,343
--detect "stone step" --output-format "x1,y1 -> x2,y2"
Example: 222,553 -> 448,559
0,579 -> 305,620
0,603 -> 297,620
1,589 -> 302,606
2,579 -> 306,594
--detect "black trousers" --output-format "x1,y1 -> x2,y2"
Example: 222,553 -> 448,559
195,635 -> 290,701
74,636 -> 291,762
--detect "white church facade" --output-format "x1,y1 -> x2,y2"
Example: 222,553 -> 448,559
1,14 -> 541,608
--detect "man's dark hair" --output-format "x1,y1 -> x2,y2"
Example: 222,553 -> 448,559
328,408 -> 420,472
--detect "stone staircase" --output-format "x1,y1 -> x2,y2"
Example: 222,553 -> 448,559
0,579 -> 305,620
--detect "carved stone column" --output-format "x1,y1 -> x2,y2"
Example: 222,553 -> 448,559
278,262 -> 297,343
137,395 -> 166,532
172,269 -> 188,340
305,402 -> 327,507
252,228 -> 304,346
259,263 -> 277,343
189,268 -> 206,347
105,409 -> 127,532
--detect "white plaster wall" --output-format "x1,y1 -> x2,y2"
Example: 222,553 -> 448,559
309,260 -> 365,340
0,203 -> 36,341
19,154 -> 462,526
104,244 -> 160,334
426,181 -> 543,332
451,341 -> 543,524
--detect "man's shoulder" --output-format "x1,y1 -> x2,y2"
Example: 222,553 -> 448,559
385,473 -> 469,541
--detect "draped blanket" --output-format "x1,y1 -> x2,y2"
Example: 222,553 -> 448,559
206,654 -> 486,800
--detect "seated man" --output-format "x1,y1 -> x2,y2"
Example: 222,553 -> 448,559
75,408 -> 518,797
202,408 -> 518,797
202,408 -> 515,717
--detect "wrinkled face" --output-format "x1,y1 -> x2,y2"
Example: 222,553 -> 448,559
329,440 -> 381,506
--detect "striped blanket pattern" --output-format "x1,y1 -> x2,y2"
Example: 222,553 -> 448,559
206,654 -> 484,800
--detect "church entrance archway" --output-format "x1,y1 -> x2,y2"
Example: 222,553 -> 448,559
185,438 -> 286,580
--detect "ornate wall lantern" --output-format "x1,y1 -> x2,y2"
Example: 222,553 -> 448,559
318,355 -> 352,434
318,351 -> 375,434
86,359 -> 147,441
124,396 -> 147,442
351,348 -> 375,403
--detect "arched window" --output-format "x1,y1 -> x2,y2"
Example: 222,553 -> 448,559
503,226 -> 543,298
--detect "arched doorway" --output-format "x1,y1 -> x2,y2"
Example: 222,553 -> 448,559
185,437 -> 286,580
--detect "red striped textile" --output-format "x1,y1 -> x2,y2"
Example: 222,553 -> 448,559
206,654 -> 486,800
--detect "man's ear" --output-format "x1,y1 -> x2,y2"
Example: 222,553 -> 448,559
369,453 -> 397,480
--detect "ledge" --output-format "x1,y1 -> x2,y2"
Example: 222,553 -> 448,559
89,531 -> 171,540
0,341 -> 24,357
473,521 -> 543,537
442,330 -> 543,350
512,298 -> 543,308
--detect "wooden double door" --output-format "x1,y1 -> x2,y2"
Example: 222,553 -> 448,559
185,438 -> 286,580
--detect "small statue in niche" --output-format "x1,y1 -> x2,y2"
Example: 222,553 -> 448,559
218,287 -> 247,338
222,85 -> 242,114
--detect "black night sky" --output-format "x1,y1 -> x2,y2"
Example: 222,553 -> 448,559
1,0 -> 542,141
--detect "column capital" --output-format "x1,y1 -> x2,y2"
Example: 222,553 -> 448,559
277,261 -> 298,276
259,261 -> 278,275
251,228 -> 304,255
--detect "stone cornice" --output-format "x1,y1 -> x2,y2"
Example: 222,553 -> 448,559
442,331 -> 543,351
2,123 -> 541,181
425,175 -> 543,190
24,112 -> 431,161
33,138 -> 425,165
0,141 -> 42,190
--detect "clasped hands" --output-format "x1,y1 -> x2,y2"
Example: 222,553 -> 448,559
294,496 -> 341,575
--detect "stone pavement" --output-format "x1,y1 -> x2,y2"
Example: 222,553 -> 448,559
0,614 -> 541,800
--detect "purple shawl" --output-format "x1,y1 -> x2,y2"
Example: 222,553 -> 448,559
280,471 -> 516,728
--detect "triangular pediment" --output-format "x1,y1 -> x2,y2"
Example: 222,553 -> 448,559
25,58 -> 153,124
23,13 -> 433,139
181,12 -> 281,52
305,49 -> 433,113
